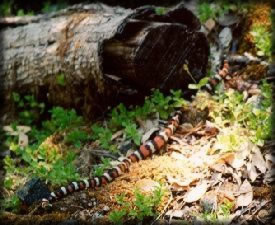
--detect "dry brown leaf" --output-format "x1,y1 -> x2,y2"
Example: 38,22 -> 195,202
232,172 -> 242,186
3,125 -> 31,135
230,156 -> 245,169
168,176 -> 198,188
165,209 -> 185,218
251,146 -> 266,174
218,153 -> 235,165
247,162 -> 258,182
217,214 -> 235,225
236,179 -> 253,207
209,173 -> 223,186
218,181 -> 239,202
210,163 -> 227,173
184,181 -> 208,203
180,123 -> 193,133
111,130 -> 123,141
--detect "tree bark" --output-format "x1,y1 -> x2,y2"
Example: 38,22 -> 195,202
0,3 -> 209,120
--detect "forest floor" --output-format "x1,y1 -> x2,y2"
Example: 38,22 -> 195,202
0,1 -> 274,225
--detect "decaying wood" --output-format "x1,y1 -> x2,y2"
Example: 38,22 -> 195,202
0,3 -> 209,120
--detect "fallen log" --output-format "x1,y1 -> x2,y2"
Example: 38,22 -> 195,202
0,3 -> 209,120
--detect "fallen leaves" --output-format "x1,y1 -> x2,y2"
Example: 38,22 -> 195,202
236,180 -> 253,207
184,181 -> 208,203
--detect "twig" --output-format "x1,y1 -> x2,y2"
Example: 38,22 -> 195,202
28,203 -> 41,215
239,200 -> 270,224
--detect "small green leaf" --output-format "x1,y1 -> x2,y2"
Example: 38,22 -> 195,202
12,92 -> 20,103
188,84 -> 199,90
56,73 -> 66,86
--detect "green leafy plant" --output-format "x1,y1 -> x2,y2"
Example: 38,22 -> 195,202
46,107 -> 84,131
46,151 -> 80,186
200,199 -> 234,224
150,90 -> 172,119
16,9 -> 34,16
93,157 -> 112,177
218,199 -> 234,217
123,122 -> 141,145
197,2 -> 215,23
109,209 -> 127,225
250,24 -> 272,57
65,129 -> 89,148
129,187 -> 164,220
155,7 -> 167,15
56,73 -> 66,86
12,92 -> 45,125
91,124 -> 114,150
92,89 -> 187,151
197,1 -> 241,23
203,79 -> 272,145
42,0 -> 67,14
0,195 -> 21,213
188,77 -> 209,90
3,101 -> 87,193
0,0 -> 12,16
109,185 -> 165,223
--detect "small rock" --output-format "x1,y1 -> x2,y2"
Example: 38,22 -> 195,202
136,179 -> 160,193
217,13 -> 240,26
258,209 -> 269,219
219,27 -> 232,49
200,191 -> 217,212
103,205 -> 110,212
165,209 -> 185,219
16,177 -> 51,206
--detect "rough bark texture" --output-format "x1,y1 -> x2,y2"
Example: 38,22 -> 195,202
0,3 -> 209,120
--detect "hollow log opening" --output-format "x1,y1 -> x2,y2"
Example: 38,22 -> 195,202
102,14 -> 209,92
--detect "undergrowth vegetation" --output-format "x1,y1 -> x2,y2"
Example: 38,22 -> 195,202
0,89 -> 187,212
1,77 -> 272,214
196,80 -> 272,146
250,24 -> 272,58
109,185 -> 165,224
0,0 -> 67,16
91,89 -> 187,151
197,0 -> 246,23
199,199 -> 234,224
